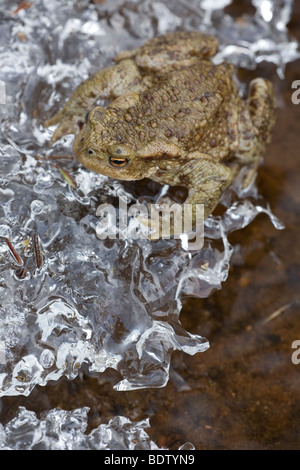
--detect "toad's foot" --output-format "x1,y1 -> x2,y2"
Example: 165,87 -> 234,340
44,111 -> 82,143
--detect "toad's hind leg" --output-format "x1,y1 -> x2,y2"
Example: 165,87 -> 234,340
44,59 -> 143,143
119,31 -> 219,72
248,78 -> 276,143
237,78 -> 276,188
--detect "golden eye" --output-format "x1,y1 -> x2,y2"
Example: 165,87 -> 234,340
108,157 -> 129,168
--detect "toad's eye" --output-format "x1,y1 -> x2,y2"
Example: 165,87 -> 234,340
85,111 -> 90,125
108,157 -> 129,168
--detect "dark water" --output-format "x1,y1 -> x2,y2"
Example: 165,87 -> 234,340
1,3 -> 300,451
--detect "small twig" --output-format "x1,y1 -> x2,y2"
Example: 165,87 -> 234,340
263,302 -> 295,324
5,238 -> 23,266
33,233 -> 43,270
15,267 -> 28,279
11,1 -> 33,15
53,163 -> 77,188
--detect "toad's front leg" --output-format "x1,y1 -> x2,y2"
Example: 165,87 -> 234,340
148,157 -> 233,238
182,158 -> 233,221
44,59 -> 142,143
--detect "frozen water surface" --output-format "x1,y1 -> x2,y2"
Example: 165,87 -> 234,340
0,406 -> 161,450
0,0 -> 297,449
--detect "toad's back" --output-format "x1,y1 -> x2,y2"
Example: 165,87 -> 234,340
91,61 -> 238,159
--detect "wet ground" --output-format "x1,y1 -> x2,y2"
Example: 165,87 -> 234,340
1,3 -> 300,451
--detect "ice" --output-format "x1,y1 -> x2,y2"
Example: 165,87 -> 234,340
0,0 -> 295,449
0,155 -> 213,395
151,3 -> 182,34
0,157 -> 281,397
253,0 -> 293,30
0,406 -> 161,450
212,0 -> 300,77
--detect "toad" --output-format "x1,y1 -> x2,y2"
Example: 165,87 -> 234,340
44,31 -> 276,232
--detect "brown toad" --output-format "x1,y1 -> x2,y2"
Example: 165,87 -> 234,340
44,31 -> 276,229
